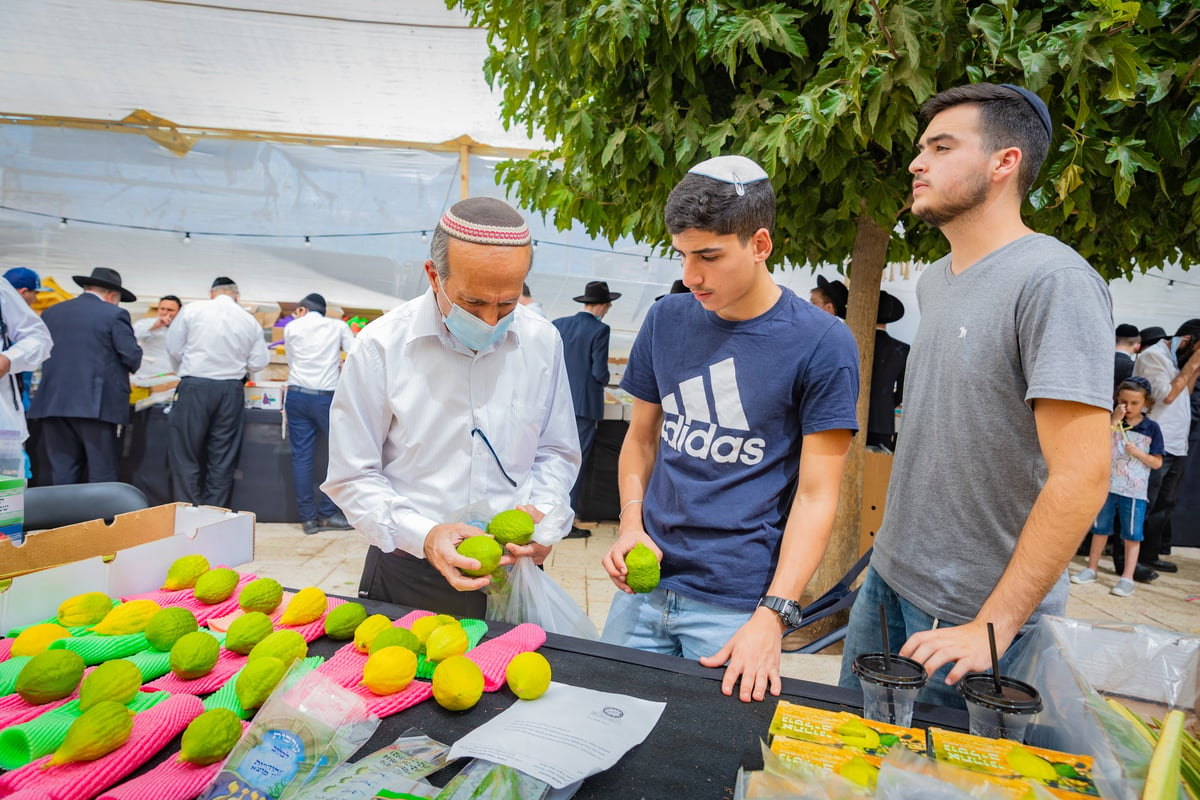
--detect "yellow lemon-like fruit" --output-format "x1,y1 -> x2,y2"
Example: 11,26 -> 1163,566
353,614 -> 394,654
223,611 -> 275,655
431,655 -> 484,711
361,646 -> 418,696
169,631 -> 221,680
144,607 -> 200,652
235,656 -> 288,711
193,568 -> 240,605
455,536 -> 503,578
624,543 -> 660,594
486,509 -> 534,546
247,629 -> 307,666
179,707 -> 243,766
162,554 -> 210,591
279,587 -> 327,626
56,592 -> 113,627
11,623 -> 71,657
410,615 -> 451,648
79,659 -> 143,711
505,651 -> 551,700
89,599 -> 161,636
424,623 -> 469,663
44,700 -> 134,769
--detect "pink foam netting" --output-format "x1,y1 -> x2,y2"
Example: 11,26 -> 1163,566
466,623 -> 546,692
0,692 -> 75,729
0,693 -> 204,800
0,639 -> 13,661
145,649 -> 246,695
120,570 -> 257,625
95,721 -> 250,800
314,609 -> 433,689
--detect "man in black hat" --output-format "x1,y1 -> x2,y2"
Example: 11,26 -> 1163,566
166,277 -> 270,508
28,267 -> 142,484
810,275 -> 848,319
1114,323 -> 1140,389
282,293 -> 355,534
867,291 -> 909,450
552,280 -> 621,537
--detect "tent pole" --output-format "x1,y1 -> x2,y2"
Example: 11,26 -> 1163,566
459,141 -> 471,200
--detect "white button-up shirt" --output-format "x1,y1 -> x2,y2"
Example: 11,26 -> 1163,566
132,317 -> 172,380
166,294 -> 270,380
1134,339 -> 1190,455
322,289 -> 580,556
283,312 -> 354,391
0,280 -> 52,441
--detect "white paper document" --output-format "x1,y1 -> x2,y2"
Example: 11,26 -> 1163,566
448,682 -> 666,789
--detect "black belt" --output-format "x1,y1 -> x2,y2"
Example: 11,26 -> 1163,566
288,385 -> 335,396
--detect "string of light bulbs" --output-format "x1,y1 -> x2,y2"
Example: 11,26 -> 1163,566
0,203 -> 672,265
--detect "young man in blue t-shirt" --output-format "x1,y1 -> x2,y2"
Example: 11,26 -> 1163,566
601,155 -> 860,702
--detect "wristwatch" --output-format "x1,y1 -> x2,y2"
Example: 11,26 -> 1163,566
759,595 -> 804,628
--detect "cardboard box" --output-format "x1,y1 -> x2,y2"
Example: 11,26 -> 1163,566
0,503 -> 254,631
244,381 -> 285,410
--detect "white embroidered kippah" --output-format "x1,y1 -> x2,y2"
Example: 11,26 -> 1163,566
687,155 -> 769,195
437,197 -> 531,246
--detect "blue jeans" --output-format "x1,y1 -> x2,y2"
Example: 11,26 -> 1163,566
838,567 -> 1034,710
1091,492 -> 1146,542
601,588 -> 752,660
285,390 -> 339,521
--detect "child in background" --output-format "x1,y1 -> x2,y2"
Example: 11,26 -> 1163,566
1072,376 -> 1164,596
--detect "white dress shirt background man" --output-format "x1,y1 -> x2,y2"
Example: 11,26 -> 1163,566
166,276 -> 270,508
323,197 -> 580,618
283,292 -> 355,535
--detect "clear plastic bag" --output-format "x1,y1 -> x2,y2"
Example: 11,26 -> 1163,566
875,748 -> 1056,800
485,557 -> 598,640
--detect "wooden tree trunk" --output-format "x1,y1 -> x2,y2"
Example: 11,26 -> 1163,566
796,214 -> 890,640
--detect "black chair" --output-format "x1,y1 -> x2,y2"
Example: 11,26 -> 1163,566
782,547 -> 873,654
24,481 -> 150,531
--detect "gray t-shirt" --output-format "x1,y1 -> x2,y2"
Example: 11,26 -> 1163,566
873,233 -> 1113,627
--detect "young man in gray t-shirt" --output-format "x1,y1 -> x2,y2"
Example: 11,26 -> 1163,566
838,83 -> 1113,709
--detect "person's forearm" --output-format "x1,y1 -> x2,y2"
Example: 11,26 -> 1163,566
1167,348 -> 1200,403
767,494 -> 837,601
975,468 -> 1106,642
616,436 -> 656,533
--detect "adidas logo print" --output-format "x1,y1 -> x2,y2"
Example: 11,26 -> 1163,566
660,357 -> 765,465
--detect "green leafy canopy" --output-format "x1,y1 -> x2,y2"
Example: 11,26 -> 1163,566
453,0 -> 1200,280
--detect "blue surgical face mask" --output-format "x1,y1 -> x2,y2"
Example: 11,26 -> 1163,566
439,286 -> 513,352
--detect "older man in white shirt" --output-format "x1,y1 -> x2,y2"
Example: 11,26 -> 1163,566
0,277 -> 52,448
283,292 -> 355,535
323,197 -> 580,618
166,277 -> 269,508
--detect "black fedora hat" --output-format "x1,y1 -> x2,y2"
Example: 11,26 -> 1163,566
73,267 -> 136,303
877,290 -> 905,325
1139,326 -> 1168,349
655,279 -> 689,301
815,275 -> 848,318
573,280 -> 621,304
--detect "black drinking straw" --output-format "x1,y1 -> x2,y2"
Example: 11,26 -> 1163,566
987,622 -> 1002,695
879,604 -> 891,670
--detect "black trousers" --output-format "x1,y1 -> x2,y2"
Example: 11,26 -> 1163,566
39,417 -> 120,485
358,545 -> 487,619
169,377 -> 245,508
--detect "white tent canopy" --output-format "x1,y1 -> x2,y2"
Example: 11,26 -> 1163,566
0,0 -> 1195,354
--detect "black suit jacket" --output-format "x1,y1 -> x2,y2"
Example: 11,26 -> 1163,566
29,293 -> 142,425
868,328 -> 910,442
552,311 -> 610,420
1114,351 -> 1134,390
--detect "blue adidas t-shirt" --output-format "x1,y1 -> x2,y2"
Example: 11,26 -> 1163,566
621,288 -> 860,610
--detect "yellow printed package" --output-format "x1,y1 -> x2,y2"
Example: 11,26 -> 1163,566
768,701 -> 926,756
928,728 -> 1098,798
769,735 -> 883,789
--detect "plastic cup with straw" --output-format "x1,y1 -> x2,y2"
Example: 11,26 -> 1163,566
852,603 -> 927,727
956,622 -> 1043,741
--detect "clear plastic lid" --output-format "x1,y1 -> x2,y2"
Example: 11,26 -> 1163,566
957,673 -> 1043,714
852,652 -> 928,689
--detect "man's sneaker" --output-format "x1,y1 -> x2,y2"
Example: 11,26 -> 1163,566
320,513 -> 353,531
1070,568 -> 1097,584
1110,578 -> 1135,597
301,519 -> 321,535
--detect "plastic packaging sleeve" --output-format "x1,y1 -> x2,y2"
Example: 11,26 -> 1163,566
202,655 -> 325,719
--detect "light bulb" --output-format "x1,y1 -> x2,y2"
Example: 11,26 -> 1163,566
59,218 -> 68,229
420,231 -> 428,243
304,236 -> 311,248
183,232 -> 191,244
